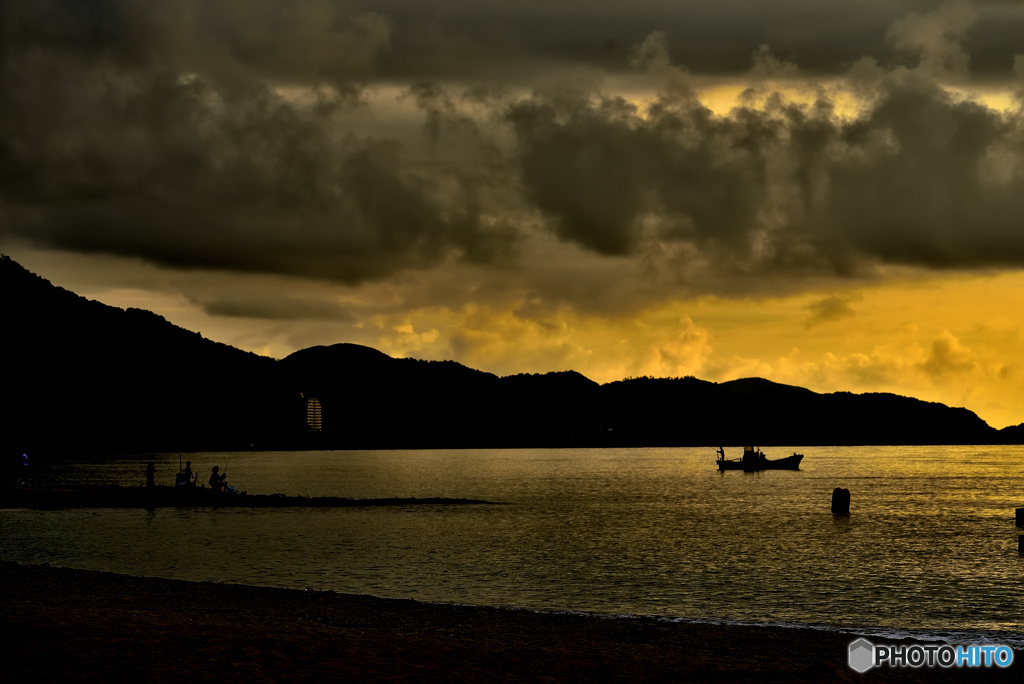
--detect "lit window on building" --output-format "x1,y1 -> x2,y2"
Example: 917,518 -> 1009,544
307,397 -> 322,432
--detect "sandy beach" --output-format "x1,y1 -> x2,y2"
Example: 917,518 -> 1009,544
0,560 -> 1017,683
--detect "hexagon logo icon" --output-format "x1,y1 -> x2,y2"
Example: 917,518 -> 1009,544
848,638 -> 875,673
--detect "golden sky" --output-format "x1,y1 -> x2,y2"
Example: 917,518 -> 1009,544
4,1 -> 1024,428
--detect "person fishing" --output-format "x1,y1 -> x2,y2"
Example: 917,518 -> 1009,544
209,465 -> 227,493
176,459 -> 196,487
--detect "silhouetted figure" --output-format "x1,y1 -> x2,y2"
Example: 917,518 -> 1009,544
832,487 -> 851,515
146,462 -> 155,488
176,460 -> 195,487
209,466 -> 227,493
18,452 -> 28,485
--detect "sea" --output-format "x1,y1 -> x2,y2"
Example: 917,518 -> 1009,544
2,446 -> 1023,645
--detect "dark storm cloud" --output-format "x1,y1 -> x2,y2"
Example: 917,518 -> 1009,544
0,0 -> 390,86
4,0 -> 1024,291
506,87 -> 767,258
371,0 -> 1024,80
0,0 -> 511,283
506,65 -> 1024,276
503,1 -> 1024,280
0,71 -> 495,282
801,74 -> 1024,270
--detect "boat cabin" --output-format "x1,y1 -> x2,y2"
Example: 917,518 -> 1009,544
742,446 -> 766,466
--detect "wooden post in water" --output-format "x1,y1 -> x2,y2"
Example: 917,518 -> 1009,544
1019,535 -> 1024,554
1016,508 -> 1024,527
831,487 -> 850,515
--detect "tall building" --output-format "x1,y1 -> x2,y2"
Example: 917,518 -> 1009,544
306,397 -> 322,432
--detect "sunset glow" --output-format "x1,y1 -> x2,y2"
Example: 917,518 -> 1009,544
5,0 -> 1024,428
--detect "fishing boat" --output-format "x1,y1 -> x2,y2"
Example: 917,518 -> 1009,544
715,446 -> 803,471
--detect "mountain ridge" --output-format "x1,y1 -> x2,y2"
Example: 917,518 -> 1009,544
2,254 -> 1020,455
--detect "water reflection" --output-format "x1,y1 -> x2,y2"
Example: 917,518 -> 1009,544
1,446 -> 1023,635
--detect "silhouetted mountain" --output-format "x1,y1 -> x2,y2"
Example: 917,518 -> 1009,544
1,255 -> 1018,454
279,345 -> 603,448
997,423 -> 1024,444
587,376 -> 999,447
1,255 -> 292,453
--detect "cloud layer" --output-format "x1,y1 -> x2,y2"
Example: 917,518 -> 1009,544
3,0 -> 1024,303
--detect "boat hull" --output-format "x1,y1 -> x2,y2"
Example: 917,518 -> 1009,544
717,453 -> 803,472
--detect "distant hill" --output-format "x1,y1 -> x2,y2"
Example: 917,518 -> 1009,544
1,255 -> 1019,455
280,344 -> 601,448
0,255 -> 294,454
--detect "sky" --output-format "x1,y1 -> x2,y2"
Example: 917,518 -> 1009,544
4,0 -> 1024,428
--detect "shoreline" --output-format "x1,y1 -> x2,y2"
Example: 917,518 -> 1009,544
0,484 -> 497,509
2,561 -> 1018,682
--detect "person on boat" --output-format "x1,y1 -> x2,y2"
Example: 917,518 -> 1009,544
717,446 -> 725,460
209,465 -> 227,493
146,462 -> 155,489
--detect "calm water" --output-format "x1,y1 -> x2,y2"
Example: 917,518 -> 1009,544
3,446 -> 1024,642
